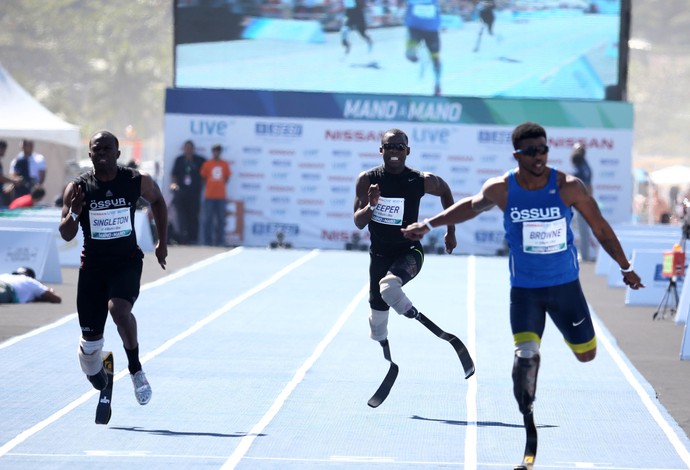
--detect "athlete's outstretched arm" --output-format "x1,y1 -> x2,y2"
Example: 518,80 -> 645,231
402,177 -> 503,240
563,175 -> 644,289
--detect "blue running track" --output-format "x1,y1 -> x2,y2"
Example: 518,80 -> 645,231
1,248 -> 689,469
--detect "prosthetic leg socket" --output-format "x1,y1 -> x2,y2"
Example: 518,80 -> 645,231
512,354 -> 540,416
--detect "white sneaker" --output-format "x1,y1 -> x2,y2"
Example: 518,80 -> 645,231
131,370 -> 152,405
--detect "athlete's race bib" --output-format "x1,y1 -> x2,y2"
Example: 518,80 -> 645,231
522,218 -> 567,254
412,3 -> 437,18
89,207 -> 133,240
371,197 -> 404,226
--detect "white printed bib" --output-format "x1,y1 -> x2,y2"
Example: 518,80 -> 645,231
522,218 -> 567,254
371,197 -> 404,226
89,207 -> 133,240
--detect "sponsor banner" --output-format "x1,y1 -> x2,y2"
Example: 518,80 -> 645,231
166,89 -> 633,128
164,90 -> 633,254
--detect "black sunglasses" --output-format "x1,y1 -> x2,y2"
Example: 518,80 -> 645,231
515,145 -> 549,157
382,142 -> 408,151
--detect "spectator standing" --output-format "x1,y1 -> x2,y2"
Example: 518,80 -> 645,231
170,140 -> 206,244
571,142 -> 594,261
0,267 -> 61,304
10,140 -> 47,199
200,143 -> 231,246
0,140 -> 19,207
9,186 -> 46,209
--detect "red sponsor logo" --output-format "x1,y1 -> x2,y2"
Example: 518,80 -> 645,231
321,230 -> 363,240
238,172 -> 265,178
269,149 -> 295,155
298,162 -> 325,169
325,212 -> 353,219
268,185 -> 295,192
328,175 -> 353,181
324,130 -> 382,141
297,199 -> 324,205
548,137 -> 615,150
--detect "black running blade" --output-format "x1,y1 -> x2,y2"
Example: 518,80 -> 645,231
367,362 -> 399,408
515,412 -> 537,469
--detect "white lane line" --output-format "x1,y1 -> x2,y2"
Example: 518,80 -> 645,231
593,314 -> 690,468
0,247 -> 245,351
464,255 -> 478,470
220,283 -> 370,470
0,248 -> 318,458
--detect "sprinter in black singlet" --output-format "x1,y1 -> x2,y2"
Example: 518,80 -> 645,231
59,130 -> 168,406
354,128 -> 456,343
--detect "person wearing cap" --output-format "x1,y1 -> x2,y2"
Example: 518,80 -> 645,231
200,143 -> 232,246
0,267 -> 62,304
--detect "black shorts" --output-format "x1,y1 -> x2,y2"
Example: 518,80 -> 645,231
368,242 -> 424,310
345,8 -> 367,33
407,27 -> 440,54
77,257 -> 143,337
510,280 -> 596,355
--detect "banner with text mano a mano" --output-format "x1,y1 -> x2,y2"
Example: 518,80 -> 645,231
163,89 -> 633,254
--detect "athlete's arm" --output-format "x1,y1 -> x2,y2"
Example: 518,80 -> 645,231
140,173 -> 168,269
561,173 -> 643,289
353,172 -> 378,230
402,176 -> 503,240
422,172 -> 456,253
58,181 -> 84,242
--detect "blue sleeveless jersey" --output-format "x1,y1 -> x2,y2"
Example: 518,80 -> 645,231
405,0 -> 441,31
503,168 -> 579,288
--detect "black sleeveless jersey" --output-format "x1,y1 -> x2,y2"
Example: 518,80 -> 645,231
366,165 -> 425,253
74,166 -> 143,266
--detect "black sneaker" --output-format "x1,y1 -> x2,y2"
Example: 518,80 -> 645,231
87,367 -> 108,391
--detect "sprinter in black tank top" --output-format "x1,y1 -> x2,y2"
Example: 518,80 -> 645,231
354,128 -> 456,343
59,130 -> 168,406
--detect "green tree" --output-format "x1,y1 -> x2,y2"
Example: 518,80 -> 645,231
0,0 -> 172,142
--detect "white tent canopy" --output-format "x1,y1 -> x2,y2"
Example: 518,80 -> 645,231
649,165 -> 690,187
0,63 -> 80,148
0,63 -> 82,203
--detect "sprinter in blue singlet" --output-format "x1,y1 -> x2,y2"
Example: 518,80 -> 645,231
401,121 -> 643,427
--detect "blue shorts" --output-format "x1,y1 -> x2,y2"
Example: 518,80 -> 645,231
510,280 -> 596,354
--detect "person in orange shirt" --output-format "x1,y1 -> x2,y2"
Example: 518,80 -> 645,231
200,144 -> 232,246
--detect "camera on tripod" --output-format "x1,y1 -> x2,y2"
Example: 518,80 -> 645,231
653,198 -> 690,320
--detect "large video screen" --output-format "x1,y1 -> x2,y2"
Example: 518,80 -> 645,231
174,0 -> 629,101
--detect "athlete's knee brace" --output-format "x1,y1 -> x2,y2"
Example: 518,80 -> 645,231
512,351 -> 540,416
379,274 -> 413,316
78,337 -> 104,376
369,309 -> 389,341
